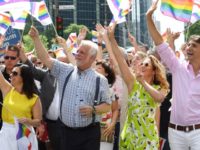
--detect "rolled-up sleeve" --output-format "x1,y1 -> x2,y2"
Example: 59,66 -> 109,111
156,42 -> 180,73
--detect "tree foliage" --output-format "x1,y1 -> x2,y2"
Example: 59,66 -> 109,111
63,23 -> 92,40
23,34 -> 48,52
185,21 -> 200,41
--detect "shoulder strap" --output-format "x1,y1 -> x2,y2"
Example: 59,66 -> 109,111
92,76 -> 100,123
60,69 -> 74,120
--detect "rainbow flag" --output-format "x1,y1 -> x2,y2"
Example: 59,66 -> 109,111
14,117 -> 32,150
10,10 -> 28,30
0,0 -> 31,13
30,0 -> 52,26
161,0 -> 193,22
190,1 -> 200,23
66,33 -> 78,53
16,123 -> 31,139
107,0 -> 131,23
0,12 -> 11,35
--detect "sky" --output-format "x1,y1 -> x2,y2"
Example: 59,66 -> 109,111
154,1 -> 185,50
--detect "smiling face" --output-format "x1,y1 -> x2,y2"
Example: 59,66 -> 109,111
10,66 -> 23,87
186,40 -> 200,64
140,57 -> 155,80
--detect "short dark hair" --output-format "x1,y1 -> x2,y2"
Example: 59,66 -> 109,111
6,45 -> 20,57
189,35 -> 200,44
96,60 -> 116,86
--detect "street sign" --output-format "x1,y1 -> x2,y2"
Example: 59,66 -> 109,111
53,5 -> 75,10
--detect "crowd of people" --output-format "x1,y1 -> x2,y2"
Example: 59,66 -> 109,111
0,1 -> 200,150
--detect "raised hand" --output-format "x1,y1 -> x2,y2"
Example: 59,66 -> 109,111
56,36 -> 67,48
28,26 -> 39,39
146,0 -> 159,17
78,27 -> 88,41
107,22 -> 117,39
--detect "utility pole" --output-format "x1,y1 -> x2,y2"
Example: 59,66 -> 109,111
55,0 -> 59,18
104,0 -> 107,26
73,0 -> 77,24
96,0 -> 100,24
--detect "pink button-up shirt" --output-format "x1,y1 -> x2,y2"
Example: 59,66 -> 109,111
156,43 -> 200,126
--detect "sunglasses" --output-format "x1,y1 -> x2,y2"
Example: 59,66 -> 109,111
37,62 -> 42,65
141,62 -> 150,67
4,56 -> 17,60
11,71 -> 19,77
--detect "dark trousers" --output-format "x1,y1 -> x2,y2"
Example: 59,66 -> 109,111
113,122 -> 120,150
46,119 -> 62,150
60,121 -> 101,150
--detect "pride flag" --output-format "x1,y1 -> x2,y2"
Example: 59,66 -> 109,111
14,117 -> 32,150
0,12 -> 11,35
16,123 -> 31,140
161,0 -> 193,22
0,0 -> 31,13
10,10 -> 28,30
30,0 -> 52,26
66,33 -> 78,53
107,0 -> 131,23
190,0 -> 200,23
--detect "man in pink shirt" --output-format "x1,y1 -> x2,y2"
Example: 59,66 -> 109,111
146,1 -> 200,150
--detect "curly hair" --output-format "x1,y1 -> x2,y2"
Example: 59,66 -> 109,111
148,55 -> 169,90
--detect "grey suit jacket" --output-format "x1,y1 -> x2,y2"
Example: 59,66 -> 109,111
25,60 -> 57,117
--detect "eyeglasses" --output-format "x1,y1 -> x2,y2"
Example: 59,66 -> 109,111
4,56 -> 17,60
11,71 -> 19,77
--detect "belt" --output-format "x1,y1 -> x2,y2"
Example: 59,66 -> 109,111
169,123 -> 200,132
64,122 -> 100,131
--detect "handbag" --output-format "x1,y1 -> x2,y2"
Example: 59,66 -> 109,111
39,121 -> 49,142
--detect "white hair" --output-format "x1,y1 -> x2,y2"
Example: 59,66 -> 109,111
80,40 -> 98,58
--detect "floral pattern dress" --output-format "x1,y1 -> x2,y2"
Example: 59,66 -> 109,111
120,81 -> 160,150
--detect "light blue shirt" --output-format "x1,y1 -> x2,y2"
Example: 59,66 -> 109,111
51,60 -> 111,127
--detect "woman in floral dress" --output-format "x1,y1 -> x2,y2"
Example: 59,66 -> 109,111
108,23 -> 169,150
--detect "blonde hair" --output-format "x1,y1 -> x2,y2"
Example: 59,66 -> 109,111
149,55 -> 169,90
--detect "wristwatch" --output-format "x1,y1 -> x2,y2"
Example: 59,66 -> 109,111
98,43 -> 102,46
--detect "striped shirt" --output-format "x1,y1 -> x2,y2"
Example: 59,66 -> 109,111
50,60 -> 111,127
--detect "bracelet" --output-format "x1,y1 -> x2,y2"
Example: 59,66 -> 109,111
98,43 -> 102,46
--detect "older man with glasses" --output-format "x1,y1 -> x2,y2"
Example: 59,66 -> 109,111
0,45 -> 20,130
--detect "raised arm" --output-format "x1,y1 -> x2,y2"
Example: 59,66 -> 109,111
128,32 -> 140,52
146,0 -> 163,46
18,43 -> 46,82
0,71 -> 12,97
29,26 -> 54,69
56,36 -> 76,65
96,24 -> 120,75
108,23 -> 135,94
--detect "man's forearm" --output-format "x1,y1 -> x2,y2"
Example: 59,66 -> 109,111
95,103 -> 111,114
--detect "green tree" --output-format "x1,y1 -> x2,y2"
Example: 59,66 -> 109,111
63,23 -> 92,40
23,34 -> 48,52
185,21 -> 200,40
